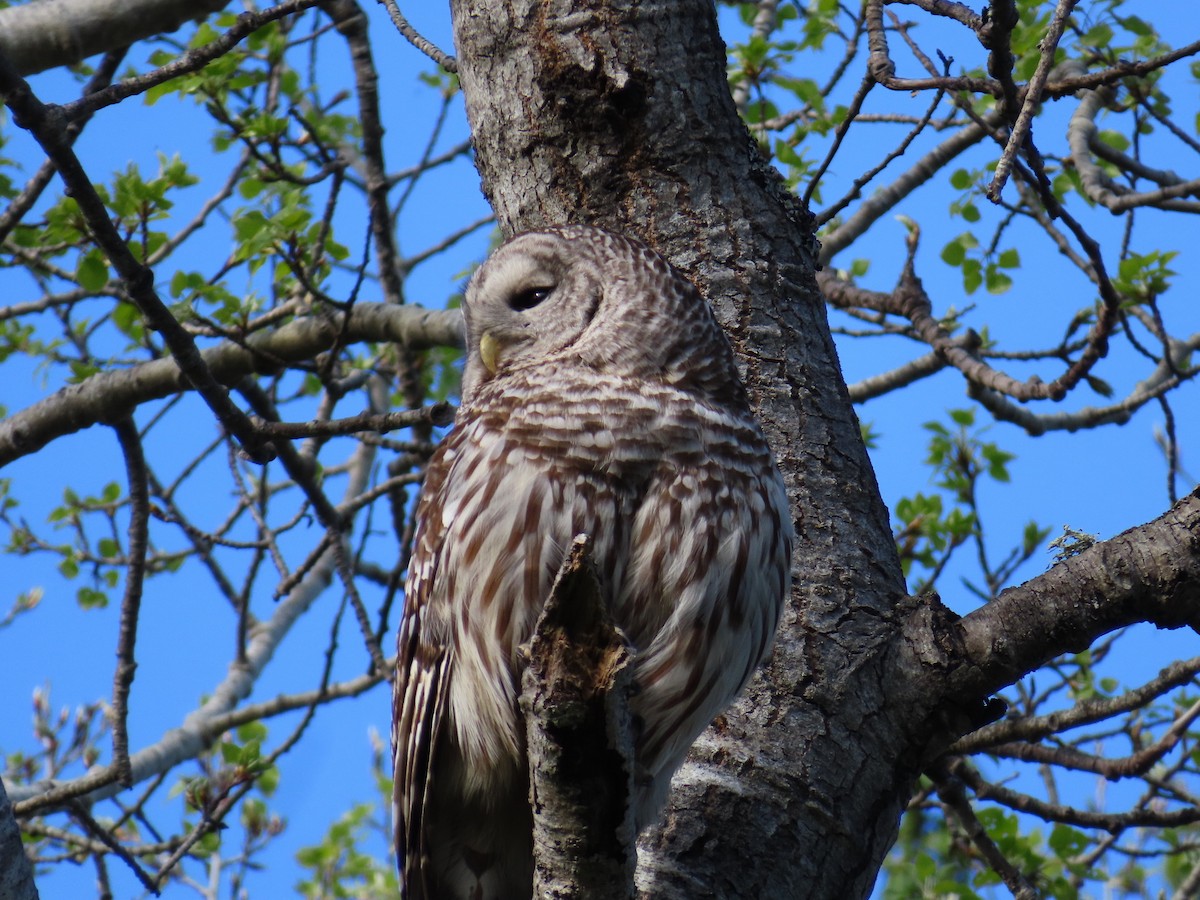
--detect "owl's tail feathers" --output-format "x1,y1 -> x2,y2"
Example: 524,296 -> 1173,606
402,744 -> 531,900
414,796 -> 532,900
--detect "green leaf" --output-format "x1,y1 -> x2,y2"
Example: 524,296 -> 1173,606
982,444 -> 1015,481
238,721 -> 268,743
949,168 -> 972,190
239,177 -> 265,199
962,258 -> 983,294
1023,521 -> 1048,554
77,586 -> 108,609
1117,15 -> 1153,37
67,360 -> 100,383
1097,129 -> 1130,152
941,239 -> 966,266
76,249 -> 109,291
239,739 -> 262,767
1083,22 -> 1113,48
113,302 -> 143,340
984,267 -> 1012,295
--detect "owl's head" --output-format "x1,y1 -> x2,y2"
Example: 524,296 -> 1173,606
460,226 -> 741,403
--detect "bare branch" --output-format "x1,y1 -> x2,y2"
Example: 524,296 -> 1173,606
52,1 -> 323,120
1068,88 -> 1200,213
522,535 -> 637,899
982,695 -> 1200,780
889,0 -> 981,29
988,0 -> 1077,200
950,756 -> 1200,831
0,0 -> 226,75
948,488 -> 1200,703
378,0 -> 458,72
818,115 -> 1000,263
323,0 -> 406,305
110,419 -> 150,789
253,405 -> 455,440
953,657 -> 1200,752
0,48 -> 126,243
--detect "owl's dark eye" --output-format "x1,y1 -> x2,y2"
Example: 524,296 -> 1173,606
508,286 -> 552,311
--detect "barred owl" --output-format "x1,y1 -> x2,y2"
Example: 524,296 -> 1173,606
393,226 -> 792,899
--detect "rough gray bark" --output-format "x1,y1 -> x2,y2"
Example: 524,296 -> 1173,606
0,0 -> 226,76
521,536 -> 637,900
0,777 -> 40,900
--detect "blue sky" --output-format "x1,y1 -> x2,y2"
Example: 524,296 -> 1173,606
2,2 -> 1198,897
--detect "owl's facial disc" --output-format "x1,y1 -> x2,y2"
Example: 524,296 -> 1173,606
472,269 -> 559,376
463,233 -> 603,390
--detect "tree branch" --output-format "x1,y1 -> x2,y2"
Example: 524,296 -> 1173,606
947,487 -> 1200,703
110,419 -> 151,789
521,535 -> 637,900
987,0 -> 1076,200
53,1 -> 323,121
1068,87 -> 1200,213
0,303 -> 463,469
952,656 -> 1200,752
378,0 -> 457,72
818,115 -> 1001,263
0,0 -> 226,75
0,778 -> 39,900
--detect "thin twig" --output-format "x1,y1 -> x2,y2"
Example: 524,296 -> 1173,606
803,74 -> 874,208
57,1 -> 323,121
324,0 -> 406,304
252,404 -> 454,440
988,0 -> 1078,200
110,419 -> 150,789
68,800 -> 158,895
377,0 -> 458,72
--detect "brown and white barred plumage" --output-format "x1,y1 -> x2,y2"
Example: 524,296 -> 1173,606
393,226 -> 792,899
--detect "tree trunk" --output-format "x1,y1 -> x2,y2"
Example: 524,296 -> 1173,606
0,778 -> 40,900
449,2 -> 926,896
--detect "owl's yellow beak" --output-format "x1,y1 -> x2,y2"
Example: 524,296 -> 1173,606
479,331 -> 501,375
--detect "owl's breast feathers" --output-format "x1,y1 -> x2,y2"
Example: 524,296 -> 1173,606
461,367 -> 771,481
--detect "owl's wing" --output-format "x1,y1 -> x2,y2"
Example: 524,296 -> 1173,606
392,462 -> 453,900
